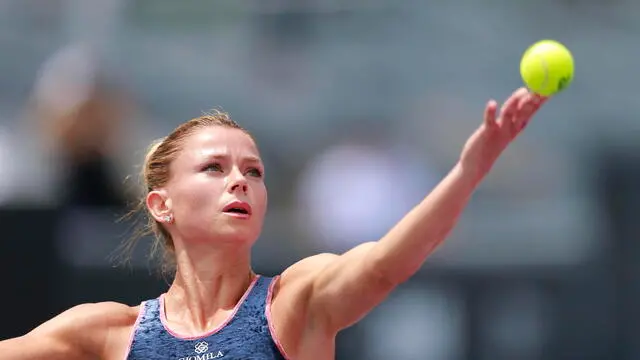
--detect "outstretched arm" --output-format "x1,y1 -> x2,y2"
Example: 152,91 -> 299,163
0,302 -> 136,360
285,88 -> 547,333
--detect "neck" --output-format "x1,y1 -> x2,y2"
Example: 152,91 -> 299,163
164,242 -> 255,332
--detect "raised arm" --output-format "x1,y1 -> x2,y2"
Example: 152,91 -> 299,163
281,88 -> 547,333
0,302 -> 136,360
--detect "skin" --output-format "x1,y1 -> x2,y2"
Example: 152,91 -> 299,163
0,88 -> 547,360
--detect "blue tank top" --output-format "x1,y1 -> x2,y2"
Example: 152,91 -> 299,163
125,275 -> 289,360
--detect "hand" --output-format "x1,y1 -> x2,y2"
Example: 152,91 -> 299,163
459,87 -> 548,183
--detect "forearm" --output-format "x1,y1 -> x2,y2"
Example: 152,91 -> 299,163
372,161 -> 480,284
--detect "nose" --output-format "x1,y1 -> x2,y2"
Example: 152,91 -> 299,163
231,182 -> 248,193
227,169 -> 248,194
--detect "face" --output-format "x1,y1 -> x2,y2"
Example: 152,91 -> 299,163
154,126 -> 267,246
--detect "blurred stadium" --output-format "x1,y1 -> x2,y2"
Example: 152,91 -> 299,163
1,1 -> 639,359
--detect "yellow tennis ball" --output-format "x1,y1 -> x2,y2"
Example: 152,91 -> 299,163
520,40 -> 574,96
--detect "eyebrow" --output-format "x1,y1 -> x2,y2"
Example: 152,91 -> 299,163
202,153 -> 263,165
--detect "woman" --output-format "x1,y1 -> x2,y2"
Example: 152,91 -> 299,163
0,88 -> 546,359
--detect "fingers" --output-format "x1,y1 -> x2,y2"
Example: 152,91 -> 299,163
515,92 -> 547,131
498,88 -> 528,126
517,93 -> 546,115
496,88 -> 548,136
484,87 -> 548,140
484,100 -> 498,128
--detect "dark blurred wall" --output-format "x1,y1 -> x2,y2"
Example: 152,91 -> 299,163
598,148 -> 640,360
0,208 -> 60,339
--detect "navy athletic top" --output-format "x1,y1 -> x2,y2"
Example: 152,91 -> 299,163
125,275 -> 289,360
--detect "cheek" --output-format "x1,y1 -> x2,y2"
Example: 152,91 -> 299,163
255,185 -> 268,216
174,178 -> 224,213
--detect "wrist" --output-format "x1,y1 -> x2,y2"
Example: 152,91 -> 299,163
452,160 -> 486,189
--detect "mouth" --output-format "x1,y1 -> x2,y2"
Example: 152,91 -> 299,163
222,201 -> 252,217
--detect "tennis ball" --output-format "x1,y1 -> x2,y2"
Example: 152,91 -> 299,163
520,40 -> 574,96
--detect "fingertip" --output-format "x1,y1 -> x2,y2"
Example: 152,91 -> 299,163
486,100 -> 498,114
538,95 -> 550,104
484,100 -> 497,124
532,94 -> 548,103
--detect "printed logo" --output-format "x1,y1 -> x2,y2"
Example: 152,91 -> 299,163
177,341 -> 224,360
195,342 -> 209,354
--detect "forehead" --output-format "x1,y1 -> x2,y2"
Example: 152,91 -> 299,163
178,126 -> 260,161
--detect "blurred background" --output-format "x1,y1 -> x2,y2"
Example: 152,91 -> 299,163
0,0 -> 638,359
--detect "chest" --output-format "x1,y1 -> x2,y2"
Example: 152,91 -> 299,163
126,298 -> 284,360
127,323 -> 280,360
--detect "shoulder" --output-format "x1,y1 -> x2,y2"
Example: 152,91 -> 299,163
30,301 -> 140,356
67,301 -> 138,320
39,301 -> 140,331
281,253 -> 338,281
267,254 -> 333,296
275,243 -> 378,294
269,250 -> 363,313
271,253 -> 337,296
267,247 -> 376,356
269,253 -> 340,312
266,255 -> 339,357
278,243 -> 378,286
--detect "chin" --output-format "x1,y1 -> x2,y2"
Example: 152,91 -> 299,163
215,227 -> 259,245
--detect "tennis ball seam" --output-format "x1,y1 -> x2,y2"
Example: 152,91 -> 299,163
537,53 -> 550,93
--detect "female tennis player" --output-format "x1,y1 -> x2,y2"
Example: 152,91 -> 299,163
0,87 -> 546,359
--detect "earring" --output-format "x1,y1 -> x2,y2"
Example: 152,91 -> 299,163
163,215 -> 173,224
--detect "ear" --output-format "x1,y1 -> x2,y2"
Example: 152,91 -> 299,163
146,189 -> 173,222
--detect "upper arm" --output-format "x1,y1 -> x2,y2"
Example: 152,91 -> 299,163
0,302 -> 134,360
278,242 -> 396,334
0,333 -> 83,360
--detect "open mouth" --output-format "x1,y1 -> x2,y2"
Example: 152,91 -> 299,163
222,201 -> 252,216
225,207 -> 249,215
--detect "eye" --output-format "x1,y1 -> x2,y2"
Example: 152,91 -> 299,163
202,162 -> 223,172
247,167 -> 263,178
